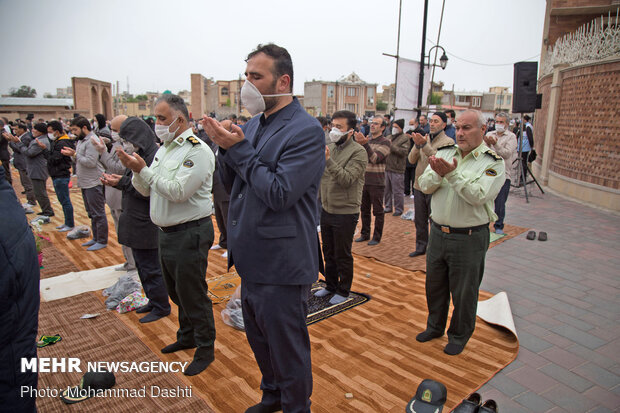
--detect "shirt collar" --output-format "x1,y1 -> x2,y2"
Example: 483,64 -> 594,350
457,142 -> 488,160
170,127 -> 194,147
259,104 -> 287,128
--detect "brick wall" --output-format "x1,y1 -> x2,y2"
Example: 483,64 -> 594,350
534,75 -> 553,161
548,60 -> 620,189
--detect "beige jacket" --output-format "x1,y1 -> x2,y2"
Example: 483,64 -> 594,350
407,130 -> 454,191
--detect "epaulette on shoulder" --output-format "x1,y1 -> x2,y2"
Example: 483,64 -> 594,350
187,136 -> 200,146
437,144 -> 456,150
485,149 -> 502,161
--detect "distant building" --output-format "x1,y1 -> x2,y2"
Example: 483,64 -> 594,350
380,83 -> 395,114
72,77 -> 113,119
56,87 -> 73,99
304,72 -> 377,118
0,97 -> 77,121
190,74 -> 250,119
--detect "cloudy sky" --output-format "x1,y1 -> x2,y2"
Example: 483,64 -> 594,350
0,0 -> 546,97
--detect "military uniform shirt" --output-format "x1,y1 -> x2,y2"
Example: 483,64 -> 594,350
132,127 -> 215,227
418,142 -> 505,227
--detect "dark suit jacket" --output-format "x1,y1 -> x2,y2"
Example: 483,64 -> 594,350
219,97 -> 325,285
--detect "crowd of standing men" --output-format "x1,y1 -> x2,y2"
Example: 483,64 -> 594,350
1,40 -> 535,412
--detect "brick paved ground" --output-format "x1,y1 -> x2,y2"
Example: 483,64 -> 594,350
474,186 -> 620,412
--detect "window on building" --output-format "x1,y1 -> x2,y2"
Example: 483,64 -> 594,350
457,95 -> 468,103
496,95 -> 503,105
367,87 -> 374,105
327,85 -> 334,98
507,95 -> 512,105
347,87 -> 357,97
345,103 -> 356,112
138,103 -> 146,110
221,87 -> 229,96
472,97 -> 481,107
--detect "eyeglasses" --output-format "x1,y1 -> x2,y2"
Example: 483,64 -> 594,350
370,122 -> 382,126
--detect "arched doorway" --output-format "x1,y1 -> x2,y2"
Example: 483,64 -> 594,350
90,86 -> 99,117
101,89 -> 110,119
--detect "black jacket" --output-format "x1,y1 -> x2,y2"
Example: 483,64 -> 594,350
0,131 -> 9,161
116,117 -> 159,249
47,136 -> 75,178
8,132 -> 32,170
0,172 -> 39,412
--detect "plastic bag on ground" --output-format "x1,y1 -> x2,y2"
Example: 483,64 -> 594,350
221,285 -> 244,330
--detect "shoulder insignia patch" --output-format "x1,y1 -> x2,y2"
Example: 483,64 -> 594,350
485,149 -> 502,161
176,137 -> 184,144
187,136 -> 200,146
485,168 -> 497,176
437,144 -> 456,151
183,159 -> 194,168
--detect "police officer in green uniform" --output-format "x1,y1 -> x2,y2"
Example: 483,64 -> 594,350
415,109 -> 505,356
118,94 -> 216,376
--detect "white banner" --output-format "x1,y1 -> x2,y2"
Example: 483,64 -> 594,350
394,57 -> 431,122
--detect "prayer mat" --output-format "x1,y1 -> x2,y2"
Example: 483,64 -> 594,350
207,271 -> 241,304
39,238 -> 80,279
351,213 -> 529,272
307,281 -> 370,325
35,292 -> 215,412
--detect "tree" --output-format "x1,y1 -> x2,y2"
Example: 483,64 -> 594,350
135,94 -> 147,101
430,93 -> 442,105
376,100 -> 387,111
9,85 -> 37,97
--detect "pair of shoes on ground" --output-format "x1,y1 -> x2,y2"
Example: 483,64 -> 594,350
56,224 -> 74,232
81,239 -> 107,251
415,330 -> 465,356
453,392 -> 498,412
526,230 -> 547,241
494,228 -> 505,235
313,288 -> 348,305
160,341 -> 213,376
409,250 -> 425,258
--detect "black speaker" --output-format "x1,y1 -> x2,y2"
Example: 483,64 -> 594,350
512,62 -> 538,113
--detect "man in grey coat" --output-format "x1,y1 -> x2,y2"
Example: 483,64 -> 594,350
63,116 -> 108,251
4,123 -> 53,217
3,123 -> 36,206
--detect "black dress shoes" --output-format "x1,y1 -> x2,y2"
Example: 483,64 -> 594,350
415,330 -> 443,342
453,392 -> 481,413
354,236 -> 369,242
161,341 -> 197,354
367,239 -> 380,246
479,399 -> 498,413
409,250 -> 425,257
245,401 -> 282,413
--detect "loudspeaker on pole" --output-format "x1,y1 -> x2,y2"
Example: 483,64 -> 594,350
512,62 -> 538,113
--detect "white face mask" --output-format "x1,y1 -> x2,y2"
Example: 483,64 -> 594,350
391,127 -> 401,136
155,117 -> 180,142
495,124 -> 505,133
240,80 -> 292,116
197,124 -> 204,130
328,127 -> 349,143
111,131 -> 120,142
447,118 -> 452,126
48,133 -> 56,141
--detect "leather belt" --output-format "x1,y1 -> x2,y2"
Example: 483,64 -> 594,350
431,220 -> 488,235
160,216 -> 210,233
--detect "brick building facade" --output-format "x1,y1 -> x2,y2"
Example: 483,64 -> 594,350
533,0 -> 620,211
72,77 -> 113,120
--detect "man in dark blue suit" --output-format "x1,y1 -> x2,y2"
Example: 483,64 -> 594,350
204,43 -> 325,413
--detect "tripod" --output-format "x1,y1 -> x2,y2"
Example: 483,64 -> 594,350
515,113 -> 544,203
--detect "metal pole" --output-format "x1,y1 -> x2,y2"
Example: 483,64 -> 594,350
417,0 -> 429,117
393,0 -> 403,115
429,0 -> 446,104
